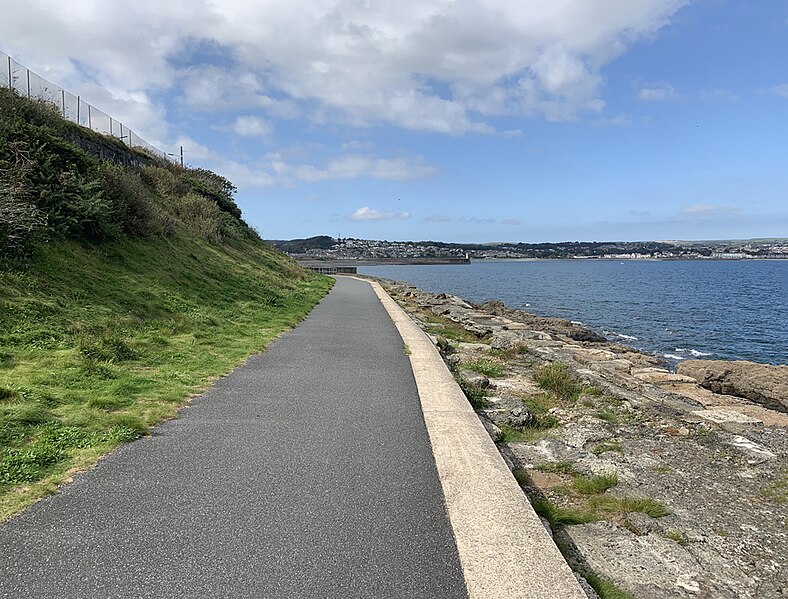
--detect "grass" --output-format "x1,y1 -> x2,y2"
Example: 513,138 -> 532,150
665,528 -> 689,546
595,408 -> 619,424
760,474 -> 788,504
460,358 -> 504,378
0,231 -> 331,521
499,423 -> 555,443
422,313 -> 480,343
532,498 -> 596,525
584,572 -> 637,599
455,375 -> 490,409
592,440 -> 624,455
488,345 -> 528,360
535,461 -> 579,476
652,465 -> 674,475
589,495 -> 671,518
520,392 -> 557,415
532,362 -> 601,402
572,472 -> 619,495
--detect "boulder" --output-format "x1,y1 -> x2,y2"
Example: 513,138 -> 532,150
507,406 -> 536,429
677,360 -> 788,413
458,369 -> 490,389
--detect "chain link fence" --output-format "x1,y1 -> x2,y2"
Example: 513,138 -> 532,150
1,50 -> 175,163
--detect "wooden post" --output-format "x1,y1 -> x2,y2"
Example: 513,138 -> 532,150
7,56 -> 11,90
61,89 -> 66,117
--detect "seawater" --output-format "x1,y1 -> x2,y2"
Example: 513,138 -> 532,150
359,260 -> 788,366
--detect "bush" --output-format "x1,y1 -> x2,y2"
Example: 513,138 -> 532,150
0,144 -> 49,260
98,162 -> 158,237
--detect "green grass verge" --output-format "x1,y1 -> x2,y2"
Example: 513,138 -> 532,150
0,236 -> 332,520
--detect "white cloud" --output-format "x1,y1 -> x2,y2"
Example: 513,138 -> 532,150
424,214 -> 453,223
0,0 -> 689,135
349,207 -> 411,222
768,83 -> 788,98
266,154 -> 436,182
636,80 -> 681,102
681,204 -> 739,218
699,88 -> 738,103
501,218 -> 523,225
164,138 -> 434,188
233,115 -> 273,139
595,114 -> 633,127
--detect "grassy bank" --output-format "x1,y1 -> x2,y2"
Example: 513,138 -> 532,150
0,89 -> 332,519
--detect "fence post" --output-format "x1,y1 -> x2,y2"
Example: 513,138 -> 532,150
180,145 -> 184,167
77,96 -> 80,124
6,56 -> 10,90
26,68 -> 30,98
61,89 -> 65,118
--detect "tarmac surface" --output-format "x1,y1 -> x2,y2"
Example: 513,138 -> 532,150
0,277 -> 468,598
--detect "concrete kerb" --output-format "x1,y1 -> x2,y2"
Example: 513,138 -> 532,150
359,278 -> 587,599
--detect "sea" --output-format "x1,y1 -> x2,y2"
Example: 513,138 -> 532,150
358,260 -> 788,367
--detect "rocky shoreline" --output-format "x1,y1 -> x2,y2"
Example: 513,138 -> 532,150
377,278 -> 787,599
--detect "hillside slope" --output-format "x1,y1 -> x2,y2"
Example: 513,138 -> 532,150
0,89 -> 332,519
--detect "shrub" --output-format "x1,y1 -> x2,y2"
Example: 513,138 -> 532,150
98,162 -> 158,237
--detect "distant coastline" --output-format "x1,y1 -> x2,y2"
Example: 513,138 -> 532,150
273,235 -> 788,262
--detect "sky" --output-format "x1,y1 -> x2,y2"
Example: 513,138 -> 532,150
1,0 -> 787,243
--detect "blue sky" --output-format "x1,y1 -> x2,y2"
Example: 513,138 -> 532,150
2,1 -> 787,242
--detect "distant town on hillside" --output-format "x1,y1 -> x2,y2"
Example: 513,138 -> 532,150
268,236 -> 788,263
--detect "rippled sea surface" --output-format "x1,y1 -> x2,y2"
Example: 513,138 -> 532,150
359,260 -> 788,366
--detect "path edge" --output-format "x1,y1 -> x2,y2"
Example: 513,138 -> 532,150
364,278 -> 587,599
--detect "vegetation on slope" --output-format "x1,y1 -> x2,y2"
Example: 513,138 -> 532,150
0,88 -> 332,519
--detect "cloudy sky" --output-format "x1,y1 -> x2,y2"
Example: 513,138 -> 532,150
2,1 -> 787,242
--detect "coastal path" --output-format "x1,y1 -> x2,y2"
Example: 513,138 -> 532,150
0,276 -> 585,599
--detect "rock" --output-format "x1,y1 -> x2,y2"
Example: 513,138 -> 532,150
458,369 -> 490,389
566,522 -> 756,598
677,360 -> 788,413
491,329 -> 551,350
570,328 -> 607,343
507,406 -> 536,428
575,574 -> 602,599
479,416 -> 503,442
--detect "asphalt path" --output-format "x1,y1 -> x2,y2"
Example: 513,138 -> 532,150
0,277 -> 468,598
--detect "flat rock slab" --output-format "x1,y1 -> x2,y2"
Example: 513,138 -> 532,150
0,277 -> 467,599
